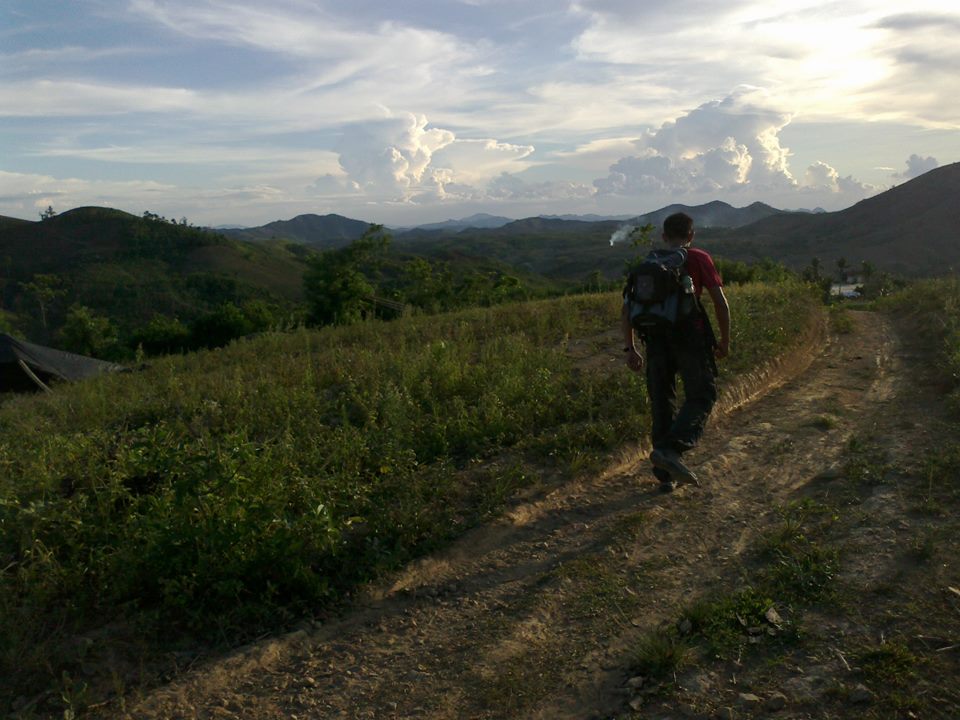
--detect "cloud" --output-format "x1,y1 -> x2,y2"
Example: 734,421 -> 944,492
431,139 -> 535,185
127,0 -> 483,96
0,169 -> 177,216
572,2 -> 960,128
335,113 -> 455,200
802,160 -> 873,197
486,173 -> 595,201
594,88 -> 794,197
0,80 -> 197,117
308,174 -> 361,195
333,112 -> 544,205
896,153 -> 938,179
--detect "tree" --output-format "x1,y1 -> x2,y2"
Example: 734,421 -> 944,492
836,256 -> 848,284
0,309 -> 18,335
39,205 -> 56,221
303,226 -> 391,325
132,314 -> 192,356
801,257 -> 822,283
21,273 -> 66,329
584,270 -> 605,293
60,305 -> 120,359
190,302 -> 255,349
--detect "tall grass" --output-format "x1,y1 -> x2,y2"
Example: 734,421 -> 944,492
0,281 -> 820,705
880,276 -> 960,412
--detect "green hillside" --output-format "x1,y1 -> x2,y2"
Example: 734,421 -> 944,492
704,161 -> 960,275
0,281 -> 822,712
0,207 -> 311,352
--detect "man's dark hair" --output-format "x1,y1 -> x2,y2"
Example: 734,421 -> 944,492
663,212 -> 694,240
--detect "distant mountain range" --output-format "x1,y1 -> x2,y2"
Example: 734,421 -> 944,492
395,213 -> 516,233
712,162 -> 960,274
391,164 -> 959,279
628,200 -> 788,229
3,161 -> 956,309
220,213 -> 373,248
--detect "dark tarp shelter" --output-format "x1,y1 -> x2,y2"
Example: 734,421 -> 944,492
0,333 -> 124,393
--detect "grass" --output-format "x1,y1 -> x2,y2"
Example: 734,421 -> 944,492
0,281 -> 821,713
633,498 -> 838,691
828,305 -> 855,334
804,414 -> 838,431
631,628 -> 695,681
622,281 -> 960,718
881,276 -> 960,413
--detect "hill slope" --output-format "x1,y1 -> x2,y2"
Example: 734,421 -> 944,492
0,207 -> 310,337
221,213 -> 372,248
724,162 -> 960,274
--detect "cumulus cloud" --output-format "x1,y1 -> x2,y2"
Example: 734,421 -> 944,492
802,160 -> 873,198
896,153 -> 938,179
594,88 -> 794,197
335,113 -> 455,200
332,113 -> 543,205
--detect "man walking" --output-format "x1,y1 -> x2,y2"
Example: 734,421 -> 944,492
621,212 -> 730,491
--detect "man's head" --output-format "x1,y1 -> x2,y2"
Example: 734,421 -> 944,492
662,212 -> 694,246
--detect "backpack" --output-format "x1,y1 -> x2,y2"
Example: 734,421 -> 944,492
624,247 -> 697,332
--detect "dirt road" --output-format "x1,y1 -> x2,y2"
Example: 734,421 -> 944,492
125,309 -> 959,719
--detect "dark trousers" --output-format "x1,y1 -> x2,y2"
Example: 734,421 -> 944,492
644,326 -> 717,481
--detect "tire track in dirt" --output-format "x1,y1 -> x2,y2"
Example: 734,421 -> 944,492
125,310 -> 910,720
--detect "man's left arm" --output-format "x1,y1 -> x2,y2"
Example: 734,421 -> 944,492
621,302 -> 644,371
705,284 -> 730,359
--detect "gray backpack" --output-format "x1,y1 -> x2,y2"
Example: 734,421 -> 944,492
624,247 -> 697,332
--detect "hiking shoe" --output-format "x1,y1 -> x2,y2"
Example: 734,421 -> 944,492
658,477 -> 678,493
650,448 -> 700,486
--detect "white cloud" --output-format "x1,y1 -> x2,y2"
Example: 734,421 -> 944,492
335,113 -> 455,200
572,1 -> 960,128
594,88 -> 795,197
309,174 -> 361,195
800,161 -> 874,205
126,0 -> 487,107
0,169 -> 177,216
431,139 -> 535,185
803,160 -> 841,190
0,80 -> 197,117
896,153 -> 938,179
487,173 -> 595,201
333,112 -> 544,206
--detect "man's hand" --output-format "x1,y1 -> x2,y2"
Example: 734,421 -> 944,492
625,347 -> 644,372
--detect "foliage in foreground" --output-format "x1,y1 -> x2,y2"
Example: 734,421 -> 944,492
880,276 -> 960,413
0,281 -> 820,705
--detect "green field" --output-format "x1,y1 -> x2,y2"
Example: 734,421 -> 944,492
0,280 -> 821,708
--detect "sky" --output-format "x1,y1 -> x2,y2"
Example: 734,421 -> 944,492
1,0 -> 958,227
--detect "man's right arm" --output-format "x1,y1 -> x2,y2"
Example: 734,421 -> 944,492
621,302 -> 644,372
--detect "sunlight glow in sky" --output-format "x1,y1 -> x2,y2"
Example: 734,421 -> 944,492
1,0 -> 958,226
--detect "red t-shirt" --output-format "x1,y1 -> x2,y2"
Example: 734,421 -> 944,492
685,247 -> 722,298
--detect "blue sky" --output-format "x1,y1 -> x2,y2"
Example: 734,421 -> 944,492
1,0 -> 958,226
